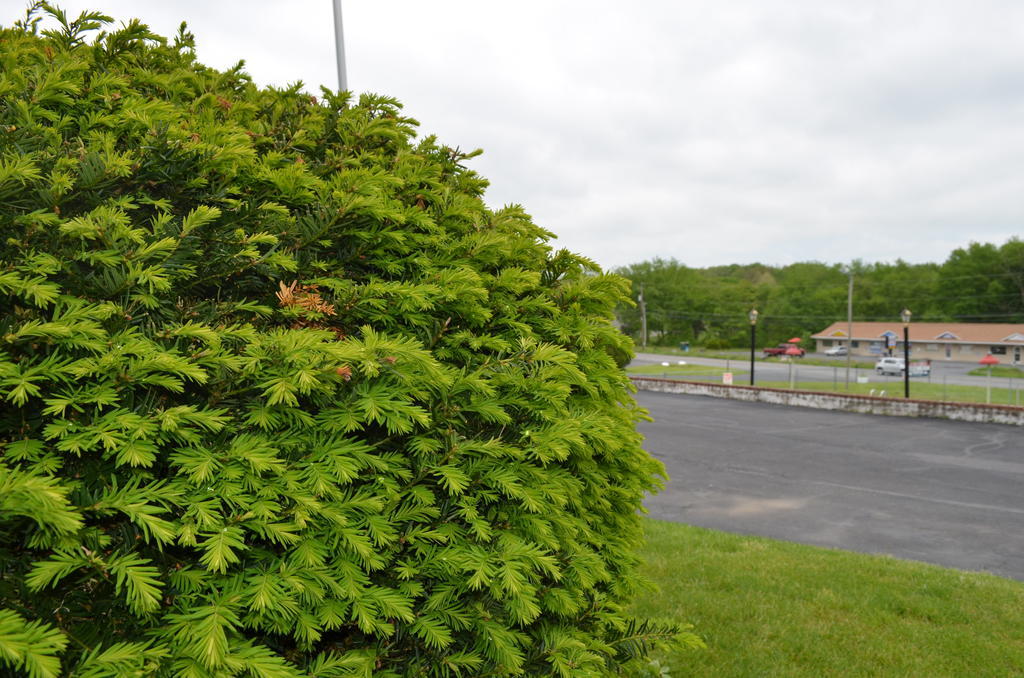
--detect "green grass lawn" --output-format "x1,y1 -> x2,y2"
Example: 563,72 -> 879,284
762,356 -> 876,370
756,380 -> 1024,406
967,365 -> 1024,378
635,345 -> 875,370
628,363 -> 738,378
627,370 -> 1024,406
633,345 -> 748,361
633,519 -> 1024,677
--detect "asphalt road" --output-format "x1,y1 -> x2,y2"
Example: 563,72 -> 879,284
637,390 -> 1024,580
631,351 -> 1020,391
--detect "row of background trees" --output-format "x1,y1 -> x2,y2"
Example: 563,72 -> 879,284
614,238 -> 1024,349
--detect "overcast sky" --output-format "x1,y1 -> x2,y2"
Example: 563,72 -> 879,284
9,1 -> 1024,270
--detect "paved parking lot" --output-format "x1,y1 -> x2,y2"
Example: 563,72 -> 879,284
638,390 -> 1024,580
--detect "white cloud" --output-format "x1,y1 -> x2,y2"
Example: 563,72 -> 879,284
8,1 -> 1024,269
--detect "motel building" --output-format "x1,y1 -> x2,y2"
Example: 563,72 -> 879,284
812,322 -> 1024,364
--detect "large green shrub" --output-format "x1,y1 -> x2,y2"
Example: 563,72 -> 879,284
0,5 -> 691,676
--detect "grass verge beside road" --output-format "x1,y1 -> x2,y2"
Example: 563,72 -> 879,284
756,380 -> 1024,406
636,345 -> 875,370
968,365 -> 1024,378
633,346 -> 748,361
633,519 -> 1024,677
626,371 -> 1024,406
628,363 -> 736,378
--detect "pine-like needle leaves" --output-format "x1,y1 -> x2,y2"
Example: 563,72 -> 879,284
0,4 -> 684,676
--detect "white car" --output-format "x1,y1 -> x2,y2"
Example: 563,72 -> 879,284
824,345 -> 847,356
875,357 -> 905,375
874,357 -> 931,376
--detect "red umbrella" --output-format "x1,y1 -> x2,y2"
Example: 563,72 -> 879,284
787,337 -> 802,343
979,354 -> 999,366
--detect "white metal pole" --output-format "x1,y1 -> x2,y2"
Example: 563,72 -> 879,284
845,270 -> 853,389
332,0 -> 348,92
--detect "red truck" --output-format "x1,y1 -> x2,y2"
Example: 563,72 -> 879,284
762,344 -> 805,358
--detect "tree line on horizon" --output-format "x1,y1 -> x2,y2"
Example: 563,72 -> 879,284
613,238 -> 1024,350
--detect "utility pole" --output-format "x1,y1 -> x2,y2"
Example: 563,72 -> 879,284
901,308 -> 912,398
638,284 -> 647,349
845,270 -> 853,389
332,0 -> 348,92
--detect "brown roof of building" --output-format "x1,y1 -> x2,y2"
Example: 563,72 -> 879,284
812,322 -> 1024,344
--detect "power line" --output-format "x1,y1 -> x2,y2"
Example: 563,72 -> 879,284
624,308 -> 1024,322
617,268 -> 1024,285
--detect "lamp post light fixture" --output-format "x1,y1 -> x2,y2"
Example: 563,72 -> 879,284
900,308 -> 912,399
748,309 -> 759,386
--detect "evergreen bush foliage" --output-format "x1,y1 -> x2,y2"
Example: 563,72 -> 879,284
0,5 -> 693,676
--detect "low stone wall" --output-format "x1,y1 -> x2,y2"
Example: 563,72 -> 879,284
630,377 -> 1024,426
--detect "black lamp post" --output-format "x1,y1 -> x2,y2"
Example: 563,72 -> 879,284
748,309 -> 759,386
901,308 -> 911,398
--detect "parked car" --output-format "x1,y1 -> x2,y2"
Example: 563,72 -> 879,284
875,357 -> 904,375
874,357 -> 932,376
824,345 -> 848,356
763,344 -> 805,358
